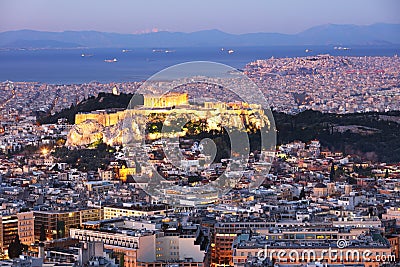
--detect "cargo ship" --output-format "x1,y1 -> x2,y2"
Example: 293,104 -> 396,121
104,58 -> 118,63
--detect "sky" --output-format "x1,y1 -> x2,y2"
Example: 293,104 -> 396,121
0,0 -> 399,34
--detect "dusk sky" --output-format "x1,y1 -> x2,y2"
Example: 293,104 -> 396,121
0,0 -> 399,34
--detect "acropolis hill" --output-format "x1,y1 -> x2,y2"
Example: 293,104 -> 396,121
67,92 -> 271,147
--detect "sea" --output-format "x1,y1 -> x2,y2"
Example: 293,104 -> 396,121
0,46 -> 399,84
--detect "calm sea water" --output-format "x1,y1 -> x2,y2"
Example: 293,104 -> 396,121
0,46 -> 399,84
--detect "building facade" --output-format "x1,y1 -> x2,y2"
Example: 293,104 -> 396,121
17,212 -> 35,246
33,209 -> 102,241
0,215 -> 18,256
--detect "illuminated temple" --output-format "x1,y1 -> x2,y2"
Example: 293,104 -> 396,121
75,93 -> 189,127
143,92 -> 188,108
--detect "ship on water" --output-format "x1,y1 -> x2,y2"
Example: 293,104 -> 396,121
104,58 -> 118,63
152,49 -> 175,53
334,46 -> 351,50
221,48 -> 234,54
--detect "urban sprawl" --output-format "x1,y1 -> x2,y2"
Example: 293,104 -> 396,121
0,55 -> 399,267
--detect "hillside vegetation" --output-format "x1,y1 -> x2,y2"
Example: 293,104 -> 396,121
38,93 -> 400,162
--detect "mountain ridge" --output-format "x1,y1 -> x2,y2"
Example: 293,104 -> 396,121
1,23 -> 399,48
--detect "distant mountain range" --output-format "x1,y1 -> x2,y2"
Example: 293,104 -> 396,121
1,23 -> 399,48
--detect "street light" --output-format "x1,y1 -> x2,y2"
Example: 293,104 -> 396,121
41,148 -> 49,156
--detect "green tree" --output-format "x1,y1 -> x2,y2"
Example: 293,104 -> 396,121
39,224 -> 46,242
329,162 -> 335,182
119,254 -> 124,267
299,187 -> 306,199
57,221 -> 65,238
8,234 -> 24,259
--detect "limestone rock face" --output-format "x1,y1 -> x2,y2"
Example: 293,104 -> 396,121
66,119 -> 137,147
66,120 -> 104,147
103,120 -> 125,146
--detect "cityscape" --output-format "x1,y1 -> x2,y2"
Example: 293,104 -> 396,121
0,1 -> 400,267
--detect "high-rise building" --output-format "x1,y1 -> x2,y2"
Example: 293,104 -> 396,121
103,204 -> 173,220
232,229 -> 394,267
33,209 -> 102,241
17,212 -> 34,246
212,221 -> 277,266
70,218 -> 209,267
0,214 -> 18,256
